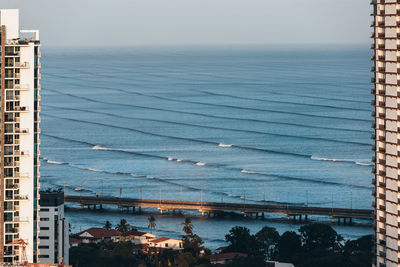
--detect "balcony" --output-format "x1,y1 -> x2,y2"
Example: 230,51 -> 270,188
14,106 -> 28,112
378,55 -> 385,60
13,217 -> 29,223
14,150 -> 29,156
14,84 -> 30,91
14,195 -> 28,200
19,62 -> 29,69
14,128 -> 29,134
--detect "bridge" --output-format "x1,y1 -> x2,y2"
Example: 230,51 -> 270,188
64,195 -> 373,224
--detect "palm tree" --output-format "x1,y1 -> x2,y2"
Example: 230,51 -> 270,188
116,218 -> 130,233
104,221 -> 112,230
182,217 -> 193,235
148,215 -> 156,233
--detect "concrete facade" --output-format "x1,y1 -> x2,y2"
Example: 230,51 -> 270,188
0,9 -> 41,264
38,191 -> 69,265
372,1 -> 400,266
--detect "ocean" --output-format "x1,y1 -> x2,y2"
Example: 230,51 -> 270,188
39,45 -> 373,249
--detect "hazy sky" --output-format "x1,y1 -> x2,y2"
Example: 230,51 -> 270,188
2,0 -> 370,47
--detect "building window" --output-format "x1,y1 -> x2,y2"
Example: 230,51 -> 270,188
40,208 -> 49,212
40,218 -> 49,221
38,245 -> 49,249
38,255 -> 49,258
39,236 -> 49,240
165,243 -> 168,247
40,227 -> 49,230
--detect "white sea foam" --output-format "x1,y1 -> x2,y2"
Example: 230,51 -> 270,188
92,145 -> 109,150
219,143 -> 233,148
87,168 -> 103,172
311,156 -> 371,167
311,156 -> 342,162
47,160 -> 65,165
356,162 -> 373,166
176,159 -> 182,162
196,162 -> 206,166
167,157 -> 174,161
241,169 -> 256,174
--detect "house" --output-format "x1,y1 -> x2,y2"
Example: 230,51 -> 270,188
120,230 -> 157,244
216,246 -> 227,254
69,237 -> 82,248
208,252 -> 247,265
149,237 -> 183,250
75,228 -> 121,244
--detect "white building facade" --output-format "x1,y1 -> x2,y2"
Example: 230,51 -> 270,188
372,1 -> 400,266
38,191 -> 69,265
0,9 -> 41,264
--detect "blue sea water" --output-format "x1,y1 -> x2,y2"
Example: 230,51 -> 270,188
39,45 -> 373,249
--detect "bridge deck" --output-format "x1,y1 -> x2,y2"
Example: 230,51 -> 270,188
65,195 -> 373,220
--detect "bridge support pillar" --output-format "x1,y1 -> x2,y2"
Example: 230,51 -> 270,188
139,207 -> 142,214
132,206 -> 135,214
349,217 -> 352,224
305,215 -> 308,221
178,209 -> 181,214
262,212 -> 265,219
100,204 -> 103,210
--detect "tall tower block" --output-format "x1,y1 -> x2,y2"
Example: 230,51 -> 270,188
0,9 -> 41,264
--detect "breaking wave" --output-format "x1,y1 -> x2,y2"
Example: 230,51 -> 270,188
311,156 -> 372,167
219,143 -> 233,148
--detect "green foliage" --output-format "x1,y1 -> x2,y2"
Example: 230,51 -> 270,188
255,226 -> 280,259
182,217 -> 204,257
175,252 -> 197,267
70,243 -> 138,267
104,221 -> 112,230
276,231 -> 302,263
299,223 -> 344,253
224,226 -> 261,255
70,222 -> 373,267
116,218 -> 130,233
148,215 -> 156,233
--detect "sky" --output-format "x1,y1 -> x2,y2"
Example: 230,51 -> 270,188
2,0 -> 370,47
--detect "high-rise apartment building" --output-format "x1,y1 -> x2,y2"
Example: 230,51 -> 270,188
372,1 -> 400,266
0,9 -> 41,264
39,190 -> 69,265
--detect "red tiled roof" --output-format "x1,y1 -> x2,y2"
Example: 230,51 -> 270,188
208,252 -> 248,260
69,237 -> 81,244
77,228 -> 121,239
150,237 -> 170,243
122,230 -> 148,237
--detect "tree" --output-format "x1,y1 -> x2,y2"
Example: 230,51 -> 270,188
182,217 -> 193,235
299,223 -> 343,253
116,218 -> 130,233
224,226 -> 261,256
104,221 -> 112,230
181,217 -> 204,256
148,216 -> 156,234
255,226 -> 280,260
343,235 -> 374,267
276,231 -> 302,263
